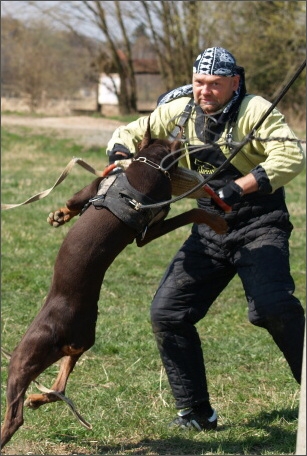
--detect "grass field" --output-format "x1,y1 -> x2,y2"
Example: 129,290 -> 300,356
1,125 -> 306,455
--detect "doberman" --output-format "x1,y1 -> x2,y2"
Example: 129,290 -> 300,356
1,124 -> 227,448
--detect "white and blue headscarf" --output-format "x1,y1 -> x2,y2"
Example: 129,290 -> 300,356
193,47 -> 238,77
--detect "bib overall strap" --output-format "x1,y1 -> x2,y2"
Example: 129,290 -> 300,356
168,99 -> 194,141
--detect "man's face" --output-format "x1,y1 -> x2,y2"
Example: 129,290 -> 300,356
193,73 -> 240,114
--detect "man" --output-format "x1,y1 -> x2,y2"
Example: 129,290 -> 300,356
106,47 -> 305,430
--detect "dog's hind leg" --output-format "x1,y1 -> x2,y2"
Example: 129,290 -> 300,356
1,377 -> 27,448
1,352 -> 80,448
24,353 -> 81,409
1,349 -> 48,449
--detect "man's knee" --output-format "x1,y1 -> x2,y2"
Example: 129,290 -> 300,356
151,301 -> 184,334
248,299 -> 304,328
151,292 -> 199,338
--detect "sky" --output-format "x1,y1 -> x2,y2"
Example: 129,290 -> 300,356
1,1 -> 101,38
1,0 -> 143,40
1,1 -> 45,20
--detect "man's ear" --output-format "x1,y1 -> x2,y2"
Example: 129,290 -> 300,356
233,75 -> 240,92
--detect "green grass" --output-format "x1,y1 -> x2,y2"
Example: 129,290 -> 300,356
1,110 -> 141,123
1,126 -> 305,455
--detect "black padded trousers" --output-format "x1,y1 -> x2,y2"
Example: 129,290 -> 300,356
150,226 -> 305,409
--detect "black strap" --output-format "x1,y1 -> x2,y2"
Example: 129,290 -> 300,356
168,99 -> 194,141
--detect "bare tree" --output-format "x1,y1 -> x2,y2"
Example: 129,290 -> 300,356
23,1 -> 205,111
1,15 -> 95,111
3,0 -> 306,116
24,0 -> 140,114
213,1 -> 306,114
140,1 -> 203,89
82,1 -> 138,114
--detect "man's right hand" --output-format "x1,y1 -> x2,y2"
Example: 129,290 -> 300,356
108,150 -> 134,164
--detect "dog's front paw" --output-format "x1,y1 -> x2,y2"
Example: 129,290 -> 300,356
47,210 -> 66,227
47,207 -> 80,227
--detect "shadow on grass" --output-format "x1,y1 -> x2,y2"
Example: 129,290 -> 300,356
91,408 -> 298,455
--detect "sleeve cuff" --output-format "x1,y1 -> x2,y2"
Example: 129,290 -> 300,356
251,165 -> 272,195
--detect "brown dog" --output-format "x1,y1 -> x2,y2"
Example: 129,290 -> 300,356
1,127 -> 227,448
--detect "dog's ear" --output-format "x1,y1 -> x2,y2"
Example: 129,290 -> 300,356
162,138 -> 182,172
171,139 -> 182,154
170,126 -> 183,161
138,116 -> 151,152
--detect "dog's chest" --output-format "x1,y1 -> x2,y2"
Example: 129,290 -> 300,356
88,173 -> 170,234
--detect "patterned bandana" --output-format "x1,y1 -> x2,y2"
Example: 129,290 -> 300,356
193,47 -> 238,76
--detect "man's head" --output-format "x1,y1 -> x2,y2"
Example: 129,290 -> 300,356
192,47 -> 240,114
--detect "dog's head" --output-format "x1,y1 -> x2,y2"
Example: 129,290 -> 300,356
135,117 -> 182,174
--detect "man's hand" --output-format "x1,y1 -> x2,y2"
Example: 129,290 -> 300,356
108,151 -> 133,164
204,174 -> 258,212
203,181 -> 243,213
217,181 -> 243,206
203,184 -> 237,212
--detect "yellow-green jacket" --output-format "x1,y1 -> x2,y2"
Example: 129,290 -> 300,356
107,95 -> 305,193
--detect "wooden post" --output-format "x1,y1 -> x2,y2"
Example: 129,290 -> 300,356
296,327 -> 306,455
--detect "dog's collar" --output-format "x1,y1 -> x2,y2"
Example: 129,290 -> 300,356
132,157 -> 170,179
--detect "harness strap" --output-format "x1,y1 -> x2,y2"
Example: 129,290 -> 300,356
168,99 -> 194,141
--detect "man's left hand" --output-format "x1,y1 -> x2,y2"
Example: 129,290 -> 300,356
217,181 -> 243,206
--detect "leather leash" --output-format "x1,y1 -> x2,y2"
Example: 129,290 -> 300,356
1,158 -> 115,210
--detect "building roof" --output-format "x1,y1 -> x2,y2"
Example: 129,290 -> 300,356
133,58 -> 160,74
117,50 -> 160,74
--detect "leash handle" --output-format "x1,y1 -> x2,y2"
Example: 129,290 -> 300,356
101,163 -> 117,177
1,346 -> 92,430
1,157 -> 105,210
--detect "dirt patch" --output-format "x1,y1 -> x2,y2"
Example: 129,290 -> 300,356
1,115 -> 126,147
